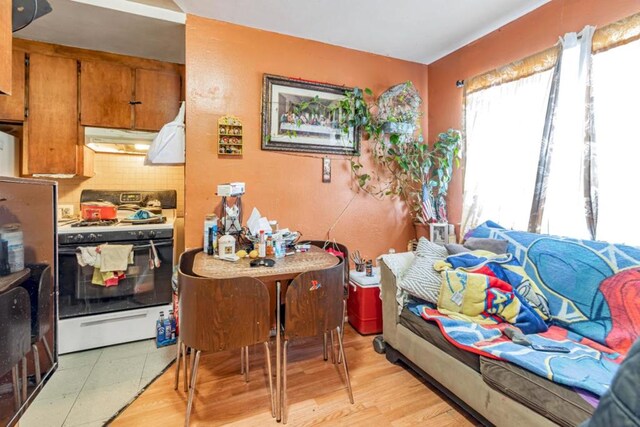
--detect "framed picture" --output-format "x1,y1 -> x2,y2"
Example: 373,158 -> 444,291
261,74 -> 360,155
429,223 -> 449,245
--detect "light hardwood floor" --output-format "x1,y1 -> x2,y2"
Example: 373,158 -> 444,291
112,326 -> 479,426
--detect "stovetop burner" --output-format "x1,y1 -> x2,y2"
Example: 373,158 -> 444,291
71,219 -> 119,228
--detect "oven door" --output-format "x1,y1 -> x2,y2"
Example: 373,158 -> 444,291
58,239 -> 173,319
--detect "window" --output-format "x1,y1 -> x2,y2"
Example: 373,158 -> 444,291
592,39 -> 640,245
463,70 -> 553,233
463,22 -> 640,246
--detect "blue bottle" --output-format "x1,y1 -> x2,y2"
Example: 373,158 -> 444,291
168,310 -> 177,342
156,311 -> 166,347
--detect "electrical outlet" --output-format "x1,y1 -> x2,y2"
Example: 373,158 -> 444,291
58,204 -> 74,218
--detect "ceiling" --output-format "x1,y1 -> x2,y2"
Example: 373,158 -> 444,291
174,0 -> 551,64
12,0 -> 551,66
14,0 -> 186,63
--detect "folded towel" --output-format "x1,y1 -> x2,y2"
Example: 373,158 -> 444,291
127,210 -> 158,220
100,244 -> 134,272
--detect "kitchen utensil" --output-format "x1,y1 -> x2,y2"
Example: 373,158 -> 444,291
81,201 -> 118,220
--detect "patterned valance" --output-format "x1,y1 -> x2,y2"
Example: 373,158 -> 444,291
466,11 -> 640,95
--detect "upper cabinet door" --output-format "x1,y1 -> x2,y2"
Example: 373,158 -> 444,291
0,0 -> 11,95
133,69 -> 182,131
28,54 -> 78,175
0,51 -> 26,121
80,61 -> 134,129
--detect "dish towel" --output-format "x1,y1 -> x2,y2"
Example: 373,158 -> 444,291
100,244 -> 134,272
126,210 -> 159,220
76,246 -> 100,267
91,244 -> 134,287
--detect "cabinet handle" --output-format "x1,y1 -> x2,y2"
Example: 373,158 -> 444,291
129,101 -> 142,105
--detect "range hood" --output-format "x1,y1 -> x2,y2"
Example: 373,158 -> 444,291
84,127 -> 158,155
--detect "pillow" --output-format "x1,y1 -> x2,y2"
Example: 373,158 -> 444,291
445,243 -> 469,255
463,237 -> 508,254
399,237 -> 448,304
380,251 -> 416,311
380,252 -> 415,280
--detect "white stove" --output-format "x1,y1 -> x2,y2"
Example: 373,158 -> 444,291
57,190 -> 177,354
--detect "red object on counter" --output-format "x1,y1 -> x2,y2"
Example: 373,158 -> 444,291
347,279 -> 382,335
80,201 -> 118,220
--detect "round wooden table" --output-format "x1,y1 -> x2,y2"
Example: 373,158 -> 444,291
190,246 -> 339,421
192,246 -> 339,281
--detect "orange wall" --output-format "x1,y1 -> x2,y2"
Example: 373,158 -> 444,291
184,15 -> 429,259
429,0 -> 640,229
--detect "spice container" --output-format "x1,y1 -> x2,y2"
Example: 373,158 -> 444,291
365,259 -> 373,277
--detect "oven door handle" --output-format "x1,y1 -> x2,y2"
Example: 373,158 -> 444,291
58,240 -> 173,255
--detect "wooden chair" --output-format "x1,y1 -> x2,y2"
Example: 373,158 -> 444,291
0,287 -> 32,411
281,257 -> 354,424
176,249 -> 275,426
303,240 -> 349,363
21,264 -> 53,383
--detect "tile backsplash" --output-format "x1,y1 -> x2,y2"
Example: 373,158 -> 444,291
56,153 -> 185,216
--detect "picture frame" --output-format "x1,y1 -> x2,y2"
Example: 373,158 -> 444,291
429,223 -> 449,245
261,74 -> 360,155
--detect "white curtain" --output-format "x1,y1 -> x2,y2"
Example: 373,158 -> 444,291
539,26 -> 595,239
592,39 -> 640,245
462,70 -> 553,233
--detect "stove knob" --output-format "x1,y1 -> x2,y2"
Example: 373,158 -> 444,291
88,233 -> 97,242
138,231 -> 145,239
75,234 -> 84,242
66,235 -> 75,243
149,230 -> 156,238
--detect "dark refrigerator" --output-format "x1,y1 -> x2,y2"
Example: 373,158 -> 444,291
0,177 -> 57,427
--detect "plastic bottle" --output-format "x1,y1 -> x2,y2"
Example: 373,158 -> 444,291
204,214 -> 218,255
164,312 -> 173,341
156,311 -> 166,346
168,310 -> 177,341
258,230 -> 266,258
266,233 -> 274,257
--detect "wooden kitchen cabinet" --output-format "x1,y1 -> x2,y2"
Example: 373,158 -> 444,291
134,68 -> 181,131
0,0 -> 11,95
0,51 -> 26,122
80,60 -> 134,129
26,53 -> 79,175
80,62 -> 181,131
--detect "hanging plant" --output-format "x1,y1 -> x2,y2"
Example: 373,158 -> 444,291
330,82 -> 462,223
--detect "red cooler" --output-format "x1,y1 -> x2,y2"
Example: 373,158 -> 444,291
347,268 -> 382,335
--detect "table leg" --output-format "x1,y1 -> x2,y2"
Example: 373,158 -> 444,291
276,280 -> 281,422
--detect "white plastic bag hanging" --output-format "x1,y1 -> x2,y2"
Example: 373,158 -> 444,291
144,101 -> 185,165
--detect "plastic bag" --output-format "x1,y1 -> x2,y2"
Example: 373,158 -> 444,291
144,101 -> 185,165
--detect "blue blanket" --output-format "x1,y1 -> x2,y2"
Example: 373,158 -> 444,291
467,221 -> 640,354
409,303 -> 621,397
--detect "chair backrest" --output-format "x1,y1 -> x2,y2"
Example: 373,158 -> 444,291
23,264 -> 52,338
37,265 -> 52,337
284,257 -> 344,340
178,248 -> 201,277
178,251 -> 271,353
0,287 -> 32,377
303,240 -> 350,283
